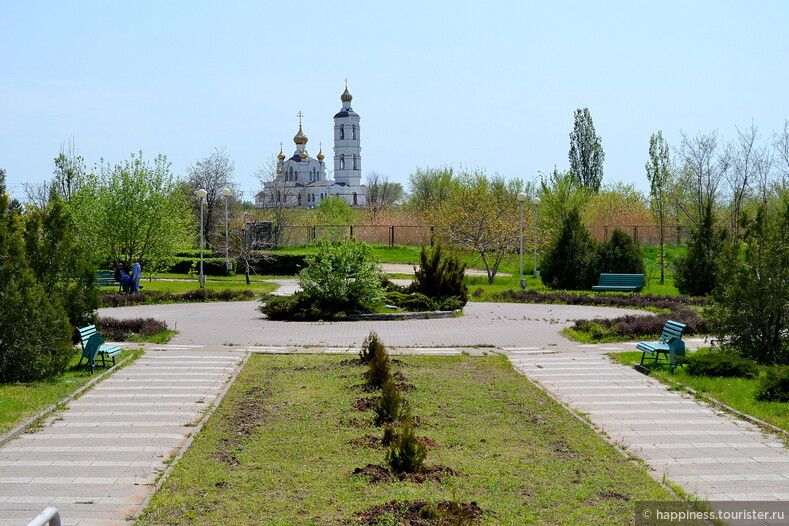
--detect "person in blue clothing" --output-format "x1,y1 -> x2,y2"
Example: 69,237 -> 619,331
115,261 -> 132,293
130,259 -> 142,294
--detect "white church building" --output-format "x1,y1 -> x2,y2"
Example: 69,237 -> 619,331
256,85 -> 367,208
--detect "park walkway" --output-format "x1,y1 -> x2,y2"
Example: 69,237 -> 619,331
1,299 -> 788,524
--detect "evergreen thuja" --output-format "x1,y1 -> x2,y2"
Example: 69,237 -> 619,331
385,419 -> 427,474
359,330 -> 386,364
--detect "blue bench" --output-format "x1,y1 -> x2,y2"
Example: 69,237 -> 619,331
94,270 -> 122,292
637,320 -> 687,370
592,273 -> 644,292
77,325 -> 122,372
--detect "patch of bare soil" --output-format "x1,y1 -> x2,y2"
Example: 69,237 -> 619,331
354,396 -> 380,411
215,385 -> 270,464
600,490 -> 630,501
341,358 -> 411,367
352,464 -> 459,484
356,499 -> 485,525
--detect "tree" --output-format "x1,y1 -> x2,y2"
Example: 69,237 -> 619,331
706,201 -> 789,365
589,229 -> 644,276
51,137 -> 85,203
540,209 -> 596,290
316,195 -> 356,226
254,155 -> 299,247
646,131 -> 672,284
219,211 -> 273,285
568,108 -> 605,193
726,124 -> 761,241
425,170 -> 523,284
539,167 -> 591,237
407,166 -> 456,212
24,195 -> 97,330
673,204 -> 728,296
0,172 -> 72,382
71,152 -> 191,270
185,147 -> 238,248
673,131 -> 728,228
775,120 -> 789,186
365,171 -> 404,212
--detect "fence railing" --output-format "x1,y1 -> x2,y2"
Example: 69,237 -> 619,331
27,507 -> 61,526
271,224 -> 687,247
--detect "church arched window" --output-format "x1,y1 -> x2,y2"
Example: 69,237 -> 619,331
288,167 -> 294,180
340,154 -> 345,170
340,125 -> 345,140
353,192 -> 358,206
352,125 -> 356,140
353,155 -> 357,170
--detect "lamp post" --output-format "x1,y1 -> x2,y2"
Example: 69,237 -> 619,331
532,197 -> 541,277
221,188 -> 232,271
517,192 -> 527,290
196,188 -> 208,288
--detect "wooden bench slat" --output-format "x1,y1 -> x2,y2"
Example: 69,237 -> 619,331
592,273 -> 644,292
638,320 -> 687,370
77,324 -> 121,371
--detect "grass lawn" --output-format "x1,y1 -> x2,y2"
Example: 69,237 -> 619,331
99,278 -> 278,296
0,348 -> 142,436
609,351 -> 789,433
136,354 -> 691,525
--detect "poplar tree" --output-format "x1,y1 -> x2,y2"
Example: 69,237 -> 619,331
646,131 -> 671,284
569,108 -> 605,193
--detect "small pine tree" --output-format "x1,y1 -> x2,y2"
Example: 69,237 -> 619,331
365,347 -> 392,390
359,331 -> 386,364
674,204 -> 728,296
410,243 -> 468,307
590,229 -> 645,275
374,378 -> 409,426
541,209 -> 596,290
385,419 -> 427,474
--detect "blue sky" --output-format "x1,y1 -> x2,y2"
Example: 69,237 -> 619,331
2,1 -> 787,202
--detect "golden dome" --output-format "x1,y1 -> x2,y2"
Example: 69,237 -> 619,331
341,87 -> 352,103
277,144 -> 285,160
317,143 -> 325,161
300,150 -> 308,159
293,125 -> 308,145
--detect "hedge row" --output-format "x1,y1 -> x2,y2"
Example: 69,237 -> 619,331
164,254 -> 307,276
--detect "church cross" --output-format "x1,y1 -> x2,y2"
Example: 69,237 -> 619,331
297,111 -> 303,126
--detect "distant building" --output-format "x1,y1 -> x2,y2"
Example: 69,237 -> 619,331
256,85 -> 366,208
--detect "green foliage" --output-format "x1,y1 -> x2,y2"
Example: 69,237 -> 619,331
685,350 -> 760,379
71,151 -> 191,272
539,168 -> 592,231
385,419 -> 427,474
0,180 -> 72,382
646,130 -> 672,284
755,366 -> 789,402
674,204 -> 728,296
359,331 -> 387,364
589,229 -> 645,275
23,196 -> 98,331
568,107 -> 605,193
541,209 -> 597,290
316,196 -> 355,225
407,166 -> 456,211
706,201 -> 789,364
409,243 -> 468,307
299,239 -> 384,312
374,378 -> 408,426
365,344 -> 392,390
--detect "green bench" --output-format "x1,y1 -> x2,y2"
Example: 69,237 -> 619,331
592,273 -> 644,292
77,325 -> 122,372
94,270 -> 121,292
637,320 -> 687,370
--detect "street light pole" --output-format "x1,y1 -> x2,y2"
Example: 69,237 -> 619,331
517,192 -> 527,290
196,189 -> 208,288
532,197 -> 541,277
222,188 -> 232,271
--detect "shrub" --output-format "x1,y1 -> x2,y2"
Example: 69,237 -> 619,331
541,208 -> 597,290
385,419 -> 427,474
360,331 -> 387,364
705,203 -> 789,365
568,309 -> 702,340
97,317 -> 168,341
100,289 -> 255,308
494,289 -> 706,310
589,228 -> 645,275
674,204 -> 728,297
409,243 -> 468,307
299,239 -> 384,313
374,378 -> 409,426
365,348 -> 392,390
259,293 -> 333,321
755,366 -> 789,402
685,350 -> 760,378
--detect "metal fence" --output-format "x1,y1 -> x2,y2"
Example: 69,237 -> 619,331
274,224 -> 688,247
